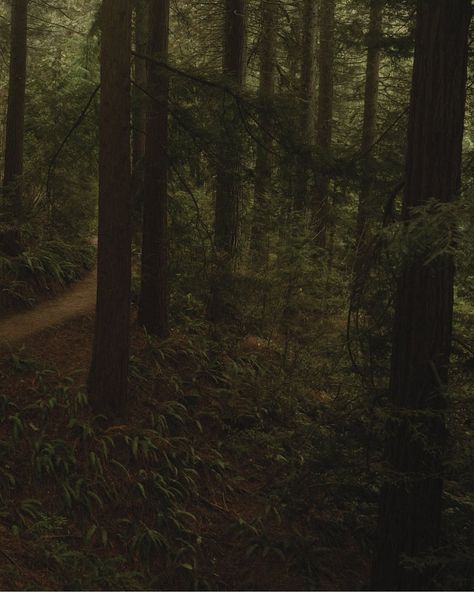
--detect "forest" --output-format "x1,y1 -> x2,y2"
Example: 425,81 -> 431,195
0,0 -> 472,590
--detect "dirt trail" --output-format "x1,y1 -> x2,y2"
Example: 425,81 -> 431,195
0,270 -> 97,349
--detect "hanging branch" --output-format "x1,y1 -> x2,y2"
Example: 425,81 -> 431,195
132,50 -> 280,155
45,83 -> 100,198
133,50 -> 411,180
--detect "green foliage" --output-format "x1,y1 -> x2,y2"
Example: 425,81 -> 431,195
0,342 -> 220,588
0,0 -> 472,589
0,237 -> 94,309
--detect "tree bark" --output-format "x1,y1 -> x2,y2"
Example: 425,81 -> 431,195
3,0 -> 28,219
313,0 -> 335,248
138,0 -> 170,338
354,0 -> 383,273
250,0 -> 277,269
370,1 -> 471,589
132,0 -> 148,200
88,0 -> 132,416
294,0 -> 316,212
214,0 -> 247,255
209,0 -> 247,321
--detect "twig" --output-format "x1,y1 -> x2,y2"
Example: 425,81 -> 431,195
0,548 -> 18,567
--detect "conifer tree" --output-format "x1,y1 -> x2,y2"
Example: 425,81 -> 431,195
294,0 -> 316,212
3,0 -> 28,219
132,0 -> 148,194
313,0 -> 336,248
88,0 -> 132,415
209,0 -> 247,321
250,0 -> 277,268
138,0 -> 170,338
354,0 -> 383,273
370,1 -> 471,588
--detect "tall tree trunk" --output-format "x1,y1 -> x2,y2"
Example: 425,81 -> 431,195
3,0 -> 28,219
281,14 -> 301,216
354,0 -> 383,278
138,0 -> 170,338
370,1 -> 471,589
209,0 -> 247,321
313,0 -> 335,248
88,0 -> 132,415
250,0 -> 277,269
214,0 -> 247,255
131,0 -> 148,203
294,0 -> 316,212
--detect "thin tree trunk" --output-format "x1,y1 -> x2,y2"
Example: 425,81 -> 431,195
88,0 -> 132,415
370,1 -> 471,589
354,0 -> 383,277
3,0 -> 28,219
294,0 -> 316,212
209,0 -> 247,321
282,13 -> 301,215
214,0 -> 247,255
250,0 -> 277,269
132,0 -> 148,201
313,0 -> 335,248
138,0 -> 170,338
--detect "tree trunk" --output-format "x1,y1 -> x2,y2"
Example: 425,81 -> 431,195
354,0 -> 383,276
138,0 -> 170,338
294,0 -> 316,212
88,0 -> 132,416
249,0 -> 277,269
3,0 -> 28,220
209,0 -> 247,321
214,0 -> 247,255
313,0 -> 335,248
370,1 -> 471,589
131,0 -> 148,203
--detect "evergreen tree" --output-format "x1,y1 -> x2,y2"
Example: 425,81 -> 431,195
354,0 -> 383,271
294,0 -> 316,212
138,0 -> 170,338
88,0 -> 132,415
3,0 -> 28,220
209,0 -> 247,321
132,0 -> 148,196
250,0 -> 277,269
370,1 -> 471,588
313,0 -> 336,248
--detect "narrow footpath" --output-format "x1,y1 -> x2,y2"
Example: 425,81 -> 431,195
0,270 -> 97,349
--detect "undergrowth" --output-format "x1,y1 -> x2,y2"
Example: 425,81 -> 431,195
0,238 -> 95,311
0,312 -> 373,591
0,288 -> 471,589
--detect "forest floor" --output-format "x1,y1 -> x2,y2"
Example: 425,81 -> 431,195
0,282 -> 472,590
0,282 -> 376,590
0,260 -> 471,591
